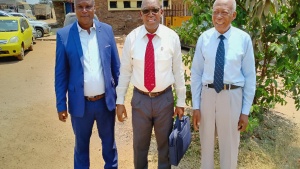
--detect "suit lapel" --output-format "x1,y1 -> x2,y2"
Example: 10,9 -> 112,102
71,23 -> 84,67
95,22 -> 105,68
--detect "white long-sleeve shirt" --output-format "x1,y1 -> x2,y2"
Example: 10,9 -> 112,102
116,24 -> 186,107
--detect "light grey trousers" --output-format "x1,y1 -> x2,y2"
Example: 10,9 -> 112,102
200,86 -> 242,169
131,87 -> 174,169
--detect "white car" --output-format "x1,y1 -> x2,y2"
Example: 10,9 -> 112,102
30,25 -> 37,41
28,20 -> 51,38
0,10 -> 12,16
9,12 -> 51,38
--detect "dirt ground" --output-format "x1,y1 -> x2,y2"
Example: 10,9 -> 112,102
0,41 -> 138,169
0,31 -> 299,169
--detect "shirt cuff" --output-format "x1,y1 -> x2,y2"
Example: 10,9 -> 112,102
116,86 -> 127,105
241,106 -> 250,115
116,97 -> 125,105
175,87 -> 186,107
192,105 -> 200,110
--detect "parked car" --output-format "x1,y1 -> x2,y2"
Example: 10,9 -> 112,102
28,20 -> 51,38
0,10 -> 12,17
9,12 -> 51,38
30,25 -> 37,42
8,12 -> 38,40
0,17 -> 34,60
63,12 -> 99,27
9,12 -> 36,20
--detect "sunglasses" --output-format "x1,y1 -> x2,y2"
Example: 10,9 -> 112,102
141,8 -> 160,15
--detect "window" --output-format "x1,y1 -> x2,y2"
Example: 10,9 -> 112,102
21,20 -> 29,29
17,5 -> 24,9
123,1 -> 130,8
24,20 -> 29,29
163,0 -> 169,7
109,1 -> 117,8
137,1 -> 142,8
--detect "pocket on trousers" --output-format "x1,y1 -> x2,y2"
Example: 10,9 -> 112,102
131,90 -> 141,108
165,89 -> 174,107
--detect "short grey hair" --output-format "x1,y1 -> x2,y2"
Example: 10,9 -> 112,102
232,0 -> 236,12
213,0 -> 236,12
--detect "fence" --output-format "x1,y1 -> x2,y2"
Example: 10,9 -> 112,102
163,3 -> 192,28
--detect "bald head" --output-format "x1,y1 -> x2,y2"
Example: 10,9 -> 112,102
213,0 -> 236,12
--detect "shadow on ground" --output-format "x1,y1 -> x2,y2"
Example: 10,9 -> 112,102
168,110 -> 300,169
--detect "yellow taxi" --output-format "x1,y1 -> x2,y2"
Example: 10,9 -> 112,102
0,16 -> 34,60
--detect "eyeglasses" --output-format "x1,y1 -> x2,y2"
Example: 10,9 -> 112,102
212,10 -> 231,16
141,7 -> 160,15
76,5 -> 94,11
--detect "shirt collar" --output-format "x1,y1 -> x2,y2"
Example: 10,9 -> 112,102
214,25 -> 232,40
138,24 -> 163,40
77,22 -> 96,33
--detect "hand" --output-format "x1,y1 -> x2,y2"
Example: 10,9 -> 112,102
58,110 -> 68,122
238,114 -> 248,132
116,104 -> 127,122
192,109 -> 201,131
174,107 -> 184,119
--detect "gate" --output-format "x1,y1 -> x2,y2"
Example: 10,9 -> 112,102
163,3 -> 192,28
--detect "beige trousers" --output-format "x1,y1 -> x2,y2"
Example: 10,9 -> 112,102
199,86 -> 242,169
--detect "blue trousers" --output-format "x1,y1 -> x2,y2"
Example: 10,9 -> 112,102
71,98 -> 118,169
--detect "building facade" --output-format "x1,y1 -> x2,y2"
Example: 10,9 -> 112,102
52,0 -> 186,35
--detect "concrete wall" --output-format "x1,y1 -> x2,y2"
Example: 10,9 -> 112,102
96,0 -> 142,35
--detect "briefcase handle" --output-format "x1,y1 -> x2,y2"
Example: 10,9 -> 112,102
174,116 -> 184,131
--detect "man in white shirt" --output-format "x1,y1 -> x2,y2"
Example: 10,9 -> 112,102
115,0 -> 186,168
191,0 -> 256,168
54,0 -> 120,168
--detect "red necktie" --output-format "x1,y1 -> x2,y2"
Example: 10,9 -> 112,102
144,34 -> 156,92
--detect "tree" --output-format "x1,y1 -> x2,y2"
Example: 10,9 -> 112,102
176,0 -> 300,123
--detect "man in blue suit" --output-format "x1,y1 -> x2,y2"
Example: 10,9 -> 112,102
54,0 -> 120,168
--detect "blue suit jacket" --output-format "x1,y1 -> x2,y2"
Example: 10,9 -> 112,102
55,20 -> 120,117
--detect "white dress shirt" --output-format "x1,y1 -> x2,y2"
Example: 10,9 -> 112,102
116,24 -> 186,107
191,26 -> 256,115
77,23 -> 105,96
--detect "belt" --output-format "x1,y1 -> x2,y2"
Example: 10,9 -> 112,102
135,86 -> 171,98
206,84 -> 240,90
85,94 -> 105,101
